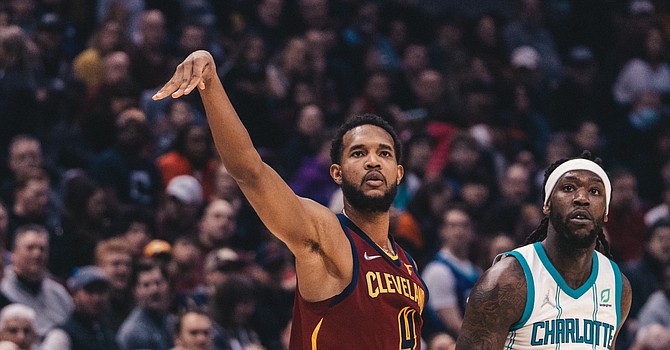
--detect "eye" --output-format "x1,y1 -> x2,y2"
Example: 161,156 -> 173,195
380,150 -> 392,157
562,184 -> 575,192
351,150 -> 365,157
590,188 -> 601,195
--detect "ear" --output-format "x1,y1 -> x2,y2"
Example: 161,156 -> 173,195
330,164 -> 342,185
542,203 -> 550,215
396,165 -> 404,184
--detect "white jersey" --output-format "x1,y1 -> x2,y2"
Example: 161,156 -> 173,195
503,242 -> 623,350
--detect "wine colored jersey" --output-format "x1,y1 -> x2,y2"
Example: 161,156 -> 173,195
504,242 -> 623,349
289,214 -> 427,350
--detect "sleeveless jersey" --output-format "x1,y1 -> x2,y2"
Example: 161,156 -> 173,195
504,242 -> 623,350
289,214 -> 427,350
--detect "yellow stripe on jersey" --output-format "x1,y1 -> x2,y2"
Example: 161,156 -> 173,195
311,318 -> 324,350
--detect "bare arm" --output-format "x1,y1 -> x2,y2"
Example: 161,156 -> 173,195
611,273 -> 632,350
153,51 -> 351,301
456,257 -> 526,350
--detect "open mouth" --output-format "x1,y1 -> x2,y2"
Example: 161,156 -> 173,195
568,210 -> 592,224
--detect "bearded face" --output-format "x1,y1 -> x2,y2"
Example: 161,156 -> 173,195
341,173 -> 397,214
549,207 -> 604,250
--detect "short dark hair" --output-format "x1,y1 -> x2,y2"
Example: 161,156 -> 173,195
330,114 -> 402,165
13,224 -> 48,251
131,260 -> 168,288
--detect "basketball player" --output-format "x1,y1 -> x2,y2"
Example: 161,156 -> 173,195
153,50 -> 426,349
456,151 -> 632,349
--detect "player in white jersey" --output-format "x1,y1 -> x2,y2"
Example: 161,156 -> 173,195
456,151 -> 632,349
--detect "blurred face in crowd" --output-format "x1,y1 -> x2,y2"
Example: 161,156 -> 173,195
8,138 -> 42,176
297,105 -> 324,137
12,230 -> 48,282
175,312 -> 214,350
103,51 -> 130,85
610,173 -> 638,210
199,199 -> 237,248
139,10 -> 166,48
213,164 -> 239,202
73,282 -> 110,319
648,225 -> 670,264
98,251 -> 132,290
440,208 -> 473,256
501,163 -> 531,205
135,267 -> 170,313
123,222 -> 151,256
15,178 -> 50,219
184,125 -> 211,167
0,316 -> 36,350
0,203 -> 8,237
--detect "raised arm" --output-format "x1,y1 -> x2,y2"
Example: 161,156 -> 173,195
456,257 -> 526,350
152,51 -> 350,300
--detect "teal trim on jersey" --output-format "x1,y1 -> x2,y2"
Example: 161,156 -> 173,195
508,251 -> 534,330
610,259 -> 623,327
533,242 -> 599,299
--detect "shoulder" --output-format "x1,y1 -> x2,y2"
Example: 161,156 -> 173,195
457,255 -> 528,348
474,254 -> 527,297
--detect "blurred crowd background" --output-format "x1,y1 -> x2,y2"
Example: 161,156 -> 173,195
0,0 -> 669,349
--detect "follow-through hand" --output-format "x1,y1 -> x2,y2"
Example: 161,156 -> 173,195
152,50 -> 215,100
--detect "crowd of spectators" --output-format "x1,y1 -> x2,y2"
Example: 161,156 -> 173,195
0,0 -> 670,349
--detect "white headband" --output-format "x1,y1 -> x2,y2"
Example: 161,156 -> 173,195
543,159 -> 611,215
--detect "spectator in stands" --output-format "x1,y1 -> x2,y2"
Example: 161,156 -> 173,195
41,266 -> 119,350
624,218 -> 670,319
1,225 -> 73,339
0,304 -> 37,350
72,19 -> 126,93
209,274 -> 264,350
94,237 -> 134,333
0,135 -> 47,209
0,26 -> 39,165
51,170 -> 118,280
628,323 -> 670,350
612,26 -> 670,106
155,175 -> 204,242
128,9 -> 172,91
156,123 -> 218,198
196,199 -> 238,254
116,260 -> 175,350
88,109 -> 162,212
604,168 -> 648,263
482,162 -> 535,236
422,206 -> 481,338
501,0 -> 563,85
6,166 -> 63,251
171,310 -> 214,350
636,263 -> 670,329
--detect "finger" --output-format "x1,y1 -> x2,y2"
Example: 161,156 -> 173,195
183,60 -> 207,95
172,59 -> 194,98
153,64 -> 185,100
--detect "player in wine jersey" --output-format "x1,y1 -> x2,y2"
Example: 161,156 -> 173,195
456,151 -> 632,349
153,50 -> 426,350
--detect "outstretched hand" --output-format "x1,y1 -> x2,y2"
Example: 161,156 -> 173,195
152,50 -> 216,100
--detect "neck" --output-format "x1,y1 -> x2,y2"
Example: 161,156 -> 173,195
541,236 -> 595,289
342,206 -> 392,251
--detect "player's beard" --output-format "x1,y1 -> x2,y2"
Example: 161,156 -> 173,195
549,209 -> 603,250
341,176 -> 397,214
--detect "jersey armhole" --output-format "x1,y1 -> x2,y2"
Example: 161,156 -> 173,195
331,214 -> 360,306
609,259 -> 623,328
507,251 -> 534,330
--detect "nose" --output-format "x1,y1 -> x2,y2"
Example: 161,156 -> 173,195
573,188 -> 590,206
365,154 -> 381,169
